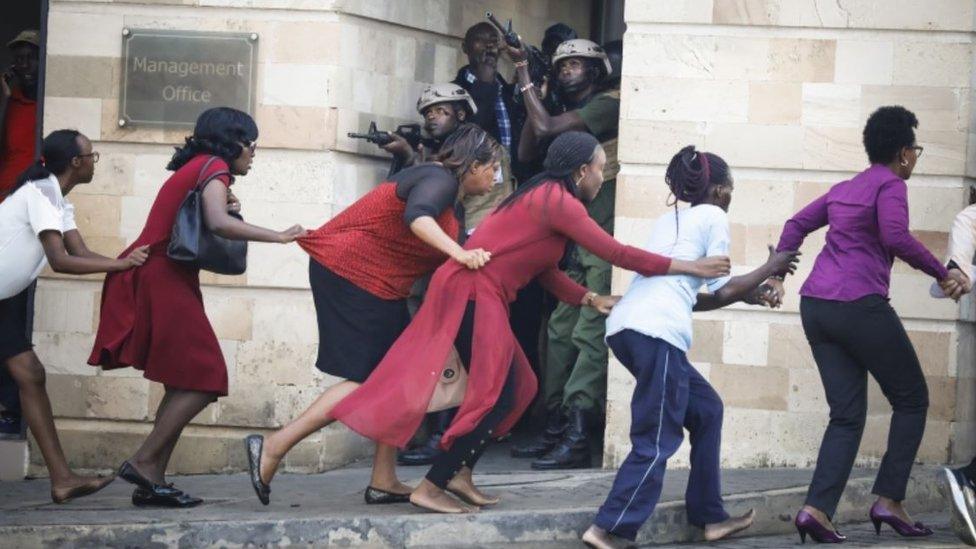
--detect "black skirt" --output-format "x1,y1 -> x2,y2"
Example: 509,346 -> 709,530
309,258 -> 410,383
0,285 -> 33,363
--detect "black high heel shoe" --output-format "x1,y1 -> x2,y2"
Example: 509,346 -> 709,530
245,435 -> 271,505
118,461 -> 203,508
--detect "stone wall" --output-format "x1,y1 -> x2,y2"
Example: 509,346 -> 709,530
32,0 -> 591,475
606,0 -> 976,469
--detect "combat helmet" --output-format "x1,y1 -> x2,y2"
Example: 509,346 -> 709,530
551,39 -> 612,76
416,83 -> 478,116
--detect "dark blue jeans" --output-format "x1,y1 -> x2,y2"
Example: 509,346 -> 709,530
595,330 -> 728,541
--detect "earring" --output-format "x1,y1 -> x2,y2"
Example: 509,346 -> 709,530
901,160 -> 909,167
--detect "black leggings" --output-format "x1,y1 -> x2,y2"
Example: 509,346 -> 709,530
801,295 -> 928,517
426,301 -> 518,488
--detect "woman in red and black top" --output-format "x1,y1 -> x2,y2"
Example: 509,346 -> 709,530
245,124 -> 499,506
329,132 -> 731,514
90,108 -> 305,508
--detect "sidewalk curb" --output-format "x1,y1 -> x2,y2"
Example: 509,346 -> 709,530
0,469 -> 947,547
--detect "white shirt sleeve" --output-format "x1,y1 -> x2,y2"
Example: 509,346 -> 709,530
25,186 -> 64,236
61,200 -> 77,232
704,208 -> 732,293
930,204 -> 976,298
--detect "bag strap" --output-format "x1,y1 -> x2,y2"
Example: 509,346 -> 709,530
194,156 -> 232,192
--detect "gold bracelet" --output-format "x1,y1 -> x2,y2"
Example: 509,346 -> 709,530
583,292 -> 598,307
513,60 -> 529,68
520,82 -> 535,93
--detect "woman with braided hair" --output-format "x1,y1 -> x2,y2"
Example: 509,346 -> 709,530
581,146 -> 800,548
328,132 -> 732,514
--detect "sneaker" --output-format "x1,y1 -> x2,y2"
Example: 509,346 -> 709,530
943,467 -> 976,546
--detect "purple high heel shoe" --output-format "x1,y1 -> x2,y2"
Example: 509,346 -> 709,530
795,510 -> 846,544
869,501 -> 933,537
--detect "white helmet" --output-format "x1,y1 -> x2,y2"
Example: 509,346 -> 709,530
551,39 -> 612,76
416,83 -> 478,116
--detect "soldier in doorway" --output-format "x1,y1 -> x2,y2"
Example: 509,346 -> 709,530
509,39 -> 620,470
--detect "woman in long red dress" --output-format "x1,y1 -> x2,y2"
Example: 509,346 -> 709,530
89,107 -> 306,507
245,124 -> 499,506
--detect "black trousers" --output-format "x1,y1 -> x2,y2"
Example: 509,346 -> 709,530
801,295 -> 929,517
0,281 -> 34,415
426,301 -> 518,488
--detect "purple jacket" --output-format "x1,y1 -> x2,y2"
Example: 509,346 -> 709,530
777,164 -> 948,301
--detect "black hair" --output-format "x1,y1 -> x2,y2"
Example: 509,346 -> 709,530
167,107 -> 258,171
464,22 -> 498,46
542,23 -> 578,58
665,145 -> 731,241
432,123 -> 501,180
8,129 -> 83,197
498,131 -> 600,211
863,105 -> 918,165
665,145 -> 730,206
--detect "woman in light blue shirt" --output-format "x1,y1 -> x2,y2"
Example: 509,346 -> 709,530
583,146 -> 799,548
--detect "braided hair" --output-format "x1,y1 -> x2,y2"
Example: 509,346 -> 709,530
664,145 -> 731,240
497,130 -> 600,211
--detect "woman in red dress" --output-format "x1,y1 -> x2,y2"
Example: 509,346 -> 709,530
245,124 -> 499,506
248,131 -> 730,513
89,107 -> 306,507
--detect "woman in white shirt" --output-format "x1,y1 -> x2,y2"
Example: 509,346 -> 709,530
0,129 -> 148,503
582,146 -> 799,548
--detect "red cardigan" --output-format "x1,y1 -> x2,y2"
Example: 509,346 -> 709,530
332,182 -> 672,449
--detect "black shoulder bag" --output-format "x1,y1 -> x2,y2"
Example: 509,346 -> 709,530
167,156 -> 248,275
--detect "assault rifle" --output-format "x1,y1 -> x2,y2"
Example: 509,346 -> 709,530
486,11 -> 550,89
347,121 -> 427,150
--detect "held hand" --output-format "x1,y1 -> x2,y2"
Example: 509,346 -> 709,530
590,295 -> 621,315
689,256 -> 731,279
759,278 -> 786,308
453,248 -> 492,270
940,269 -> 970,301
277,224 -> 308,244
0,72 -> 11,100
766,245 -> 801,276
122,245 -> 150,268
503,42 -> 528,64
227,191 -> 241,214
380,133 -> 413,160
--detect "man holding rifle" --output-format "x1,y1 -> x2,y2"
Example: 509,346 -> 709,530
508,37 -> 620,470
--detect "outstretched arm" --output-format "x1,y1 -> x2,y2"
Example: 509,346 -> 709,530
694,248 -> 800,311
777,193 -> 829,253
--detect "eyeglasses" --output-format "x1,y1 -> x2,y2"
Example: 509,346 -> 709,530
77,152 -> 100,163
911,145 -> 924,158
243,141 -> 257,153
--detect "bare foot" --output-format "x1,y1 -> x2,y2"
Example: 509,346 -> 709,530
51,474 -> 116,504
582,524 -> 632,548
704,509 -> 756,541
447,467 -> 500,506
410,479 -> 477,514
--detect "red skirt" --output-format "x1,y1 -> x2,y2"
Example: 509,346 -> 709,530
88,246 -> 228,395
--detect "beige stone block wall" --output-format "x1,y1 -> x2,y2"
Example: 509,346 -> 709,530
607,1 -> 976,469
33,0 -> 591,475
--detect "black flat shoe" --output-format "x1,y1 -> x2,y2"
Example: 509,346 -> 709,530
364,486 -> 410,504
131,486 -> 203,508
245,434 -> 271,505
118,460 -> 156,490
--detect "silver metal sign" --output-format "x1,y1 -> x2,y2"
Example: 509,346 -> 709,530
119,28 -> 258,127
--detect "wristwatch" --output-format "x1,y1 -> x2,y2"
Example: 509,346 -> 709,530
582,291 -> 598,307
